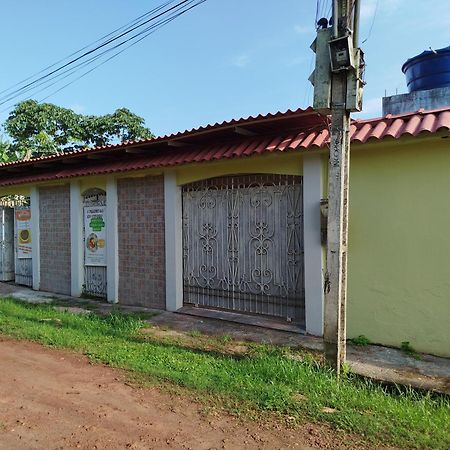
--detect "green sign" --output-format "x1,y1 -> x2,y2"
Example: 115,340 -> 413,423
89,216 -> 105,232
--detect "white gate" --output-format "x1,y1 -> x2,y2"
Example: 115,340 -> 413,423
0,207 -> 15,282
182,174 -> 305,323
14,205 -> 33,287
83,189 -> 107,298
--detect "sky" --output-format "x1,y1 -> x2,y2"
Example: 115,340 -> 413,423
0,0 -> 449,137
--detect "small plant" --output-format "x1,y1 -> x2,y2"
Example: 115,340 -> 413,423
341,362 -> 353,377
401,341 -> 421,359
349,335 -> 371,346
217,334 -> 232,344
188,329 -> 202,338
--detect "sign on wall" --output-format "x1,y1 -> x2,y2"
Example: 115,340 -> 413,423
16,209 -> 32,259
84,206 -> 106,266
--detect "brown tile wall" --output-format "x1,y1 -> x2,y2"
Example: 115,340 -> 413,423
39,185 -> 71,295
117,176 -> 166,308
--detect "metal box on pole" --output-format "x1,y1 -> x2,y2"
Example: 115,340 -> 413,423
309,28 -> 333,113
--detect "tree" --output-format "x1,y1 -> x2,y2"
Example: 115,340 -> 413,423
0,135 -> 22,163
4,100 -> 153,160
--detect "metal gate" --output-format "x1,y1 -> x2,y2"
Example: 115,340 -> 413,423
83,189 -> 107,298
14,204 -> 32,287
0,207 -> 15,282
182,174 -> 305,323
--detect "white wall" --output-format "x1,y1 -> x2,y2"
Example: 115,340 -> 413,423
106,177 -> 119,303
303,153 -> 324,336
70,181 -> 84,297
30,187 -> 40,291
164,170 -> 183,311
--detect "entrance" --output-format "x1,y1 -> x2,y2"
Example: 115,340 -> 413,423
14,203 -> 32,287
82,189 -> 107,298
0,207 -> 15,282
182,174 -> 305,324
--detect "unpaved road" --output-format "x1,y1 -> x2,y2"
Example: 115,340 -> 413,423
0,338 -> 376,450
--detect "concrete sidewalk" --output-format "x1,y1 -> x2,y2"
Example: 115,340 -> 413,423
1,282 -> 449,394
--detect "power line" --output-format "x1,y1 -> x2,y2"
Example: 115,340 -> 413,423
0,2 -> 188,106
362,0 -> 379,43
0,0 -> 176,97
40,3 -> 205,103
0,0 -> 206,108
0,0 -> 191,103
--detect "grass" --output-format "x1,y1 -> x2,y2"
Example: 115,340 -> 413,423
349,335 -> 372,346
0,297 -> 449,449
187,329 -> 202,338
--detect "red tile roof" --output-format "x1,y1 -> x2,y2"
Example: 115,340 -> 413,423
0,107 -> 449,187
0,107 -> 320,168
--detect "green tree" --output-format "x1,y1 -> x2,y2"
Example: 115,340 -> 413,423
4,100 -> 153,160
0,136 -> 20,163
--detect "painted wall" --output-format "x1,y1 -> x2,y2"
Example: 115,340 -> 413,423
347,138 -> 450,357
175,151 -> 303,185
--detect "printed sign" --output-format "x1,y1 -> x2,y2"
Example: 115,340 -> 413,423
84,206 -> 106,266
16,209 -> 32,259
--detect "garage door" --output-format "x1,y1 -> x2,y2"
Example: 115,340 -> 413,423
182,174 -> 305,324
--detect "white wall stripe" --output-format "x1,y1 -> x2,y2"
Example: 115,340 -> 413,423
303,154 -> 324,336
30,187 -> 40,291
70,181 -> 83,297
164,170 -> 183,311
106,177 -> 119,303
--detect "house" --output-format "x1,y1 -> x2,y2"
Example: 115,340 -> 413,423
0,105 -> 449,358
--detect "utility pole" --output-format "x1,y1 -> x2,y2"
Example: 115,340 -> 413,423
309,0 -> 363,377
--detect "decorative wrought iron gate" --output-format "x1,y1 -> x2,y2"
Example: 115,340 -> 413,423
0,207 -> 15,282
83,189 -> 107,298
182,174 -> 305,323
14,203 -> 32,287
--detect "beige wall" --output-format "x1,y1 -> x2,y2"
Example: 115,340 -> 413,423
347,137 -> 450,357
175,151 -> 303,185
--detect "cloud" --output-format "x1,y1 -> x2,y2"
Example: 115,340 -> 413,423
294,24 -> 312,34
231,53 -> 250,68
286,55 -> 308,67
69,104 -> 86,114
353,97 -> 382,119
360,0 -> 377,20
361,0 -> 404,20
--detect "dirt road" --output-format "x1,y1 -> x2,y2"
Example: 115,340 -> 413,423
0,338 -> 372,450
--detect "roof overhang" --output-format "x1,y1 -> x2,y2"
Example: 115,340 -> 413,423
0,106 -> 448,188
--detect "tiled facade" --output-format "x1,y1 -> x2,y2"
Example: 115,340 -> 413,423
39,185 -> 71,295
117,176 -> 166,308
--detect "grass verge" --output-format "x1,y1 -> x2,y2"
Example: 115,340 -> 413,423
0,297 -> 449,449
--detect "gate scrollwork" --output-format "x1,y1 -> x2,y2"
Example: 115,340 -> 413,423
182,174 -> 305,323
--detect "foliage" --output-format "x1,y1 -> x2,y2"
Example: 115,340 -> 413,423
0,298 -> 449,449
0,136 -> 20,163
401,341 -> 421,359
4,100 -> 152,160
349,335 -> 372,346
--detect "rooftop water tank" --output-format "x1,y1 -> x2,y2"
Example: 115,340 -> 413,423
402,45 -> 450,92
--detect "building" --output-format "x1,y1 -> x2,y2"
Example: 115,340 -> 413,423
0,105 -> 449,357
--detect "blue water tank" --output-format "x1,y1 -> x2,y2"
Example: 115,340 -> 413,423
402,45 -> 450,92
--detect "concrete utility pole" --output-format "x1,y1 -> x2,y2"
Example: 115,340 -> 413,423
309,0 -> 363,377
